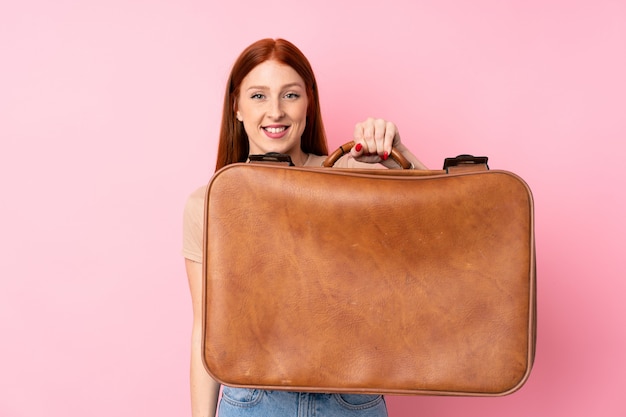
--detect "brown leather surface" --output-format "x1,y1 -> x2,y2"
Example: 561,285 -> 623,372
202,164 -> 535,396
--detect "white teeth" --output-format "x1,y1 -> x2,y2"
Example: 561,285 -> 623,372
265,127 -> 286,133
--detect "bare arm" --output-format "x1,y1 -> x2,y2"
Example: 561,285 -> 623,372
186,258 -> 221,417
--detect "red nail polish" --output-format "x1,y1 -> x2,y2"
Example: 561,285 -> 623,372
355,143 -> 363,152
382,151 -> 389,160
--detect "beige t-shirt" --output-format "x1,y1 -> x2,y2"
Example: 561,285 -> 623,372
182,154 -> 380,262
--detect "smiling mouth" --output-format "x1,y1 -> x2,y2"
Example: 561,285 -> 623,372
263,126 -> 288,133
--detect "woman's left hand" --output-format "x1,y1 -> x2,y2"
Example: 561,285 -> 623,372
350,117 -> 401,167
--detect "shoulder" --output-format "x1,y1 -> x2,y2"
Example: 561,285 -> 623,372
182,185 -> 207,263
304,154 -> 326,167
185,185 -> 207,211
183,185 -> 207,224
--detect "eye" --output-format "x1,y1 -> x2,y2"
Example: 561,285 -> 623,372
250,93 -> 265,100
284,92 -> 300,100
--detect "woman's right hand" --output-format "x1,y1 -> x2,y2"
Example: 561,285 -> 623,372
350,117 -> 427,170
350,117 -> 398,165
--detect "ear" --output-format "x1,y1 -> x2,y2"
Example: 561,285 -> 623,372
233,98 -> 243,122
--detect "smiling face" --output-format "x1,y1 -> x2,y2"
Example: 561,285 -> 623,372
236,60 -> 309,165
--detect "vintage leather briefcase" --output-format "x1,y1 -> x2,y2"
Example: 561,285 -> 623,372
202,144 -> 536,396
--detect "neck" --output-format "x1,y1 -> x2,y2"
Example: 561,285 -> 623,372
290,150 -> 308,166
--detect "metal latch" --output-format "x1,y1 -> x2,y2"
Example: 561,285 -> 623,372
443,154 -> 489,173
248,152 -> 295,166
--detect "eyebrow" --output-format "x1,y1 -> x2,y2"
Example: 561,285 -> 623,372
245,82 -> 305,91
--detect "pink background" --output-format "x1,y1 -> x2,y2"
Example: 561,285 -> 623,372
1,0 -> 625,416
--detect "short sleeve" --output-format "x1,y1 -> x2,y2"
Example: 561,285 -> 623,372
182,185 -> 207,263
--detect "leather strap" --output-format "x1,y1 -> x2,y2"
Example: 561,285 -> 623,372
322,141 -> 413,169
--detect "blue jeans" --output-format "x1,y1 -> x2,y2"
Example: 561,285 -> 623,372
218,388 -> 388,417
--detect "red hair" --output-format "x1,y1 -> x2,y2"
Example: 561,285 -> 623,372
215,38 -> 328,171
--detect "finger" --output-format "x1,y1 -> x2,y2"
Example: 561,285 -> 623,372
353,121 -> 364,142
373,118 -> 387,157
383,121 -> 397,158
350,141 -> 365,158
361,117 -> 377,155
351,122 -> 365,158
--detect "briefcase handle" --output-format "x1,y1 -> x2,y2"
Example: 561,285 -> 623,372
322,141 -> 412,169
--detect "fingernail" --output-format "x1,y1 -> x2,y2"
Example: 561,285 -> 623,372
355,143 -> 363,152
382,151 -> 389,161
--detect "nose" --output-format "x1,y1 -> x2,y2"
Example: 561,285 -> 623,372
267,97 -> 285,119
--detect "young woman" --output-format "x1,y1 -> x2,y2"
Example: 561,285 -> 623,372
183,38 -> 426,417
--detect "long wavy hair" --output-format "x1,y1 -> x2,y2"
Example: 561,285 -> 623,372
214,38 -> 328,171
